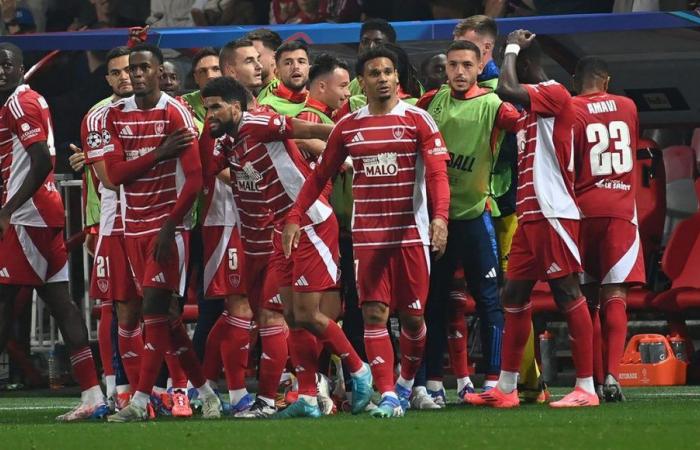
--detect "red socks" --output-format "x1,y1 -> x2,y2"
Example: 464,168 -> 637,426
288,328 -> 319,396
364,324 -> 394,394
320,320 -> 363,373
220,314 -> 251,391
447,294 -> 470,378
399,323 -> 426,381
602,296 -> 627,379
590,306 -> 605,385
169,318 -> 206,388
501,302 -> 533,372
97,302 -> 114,378
69,346 -> 100,391
258,325 -> 288,400
118,323 -> 143,387
137,315 -> 170,394
202,312 -> 230,381
563,297 -> 594,378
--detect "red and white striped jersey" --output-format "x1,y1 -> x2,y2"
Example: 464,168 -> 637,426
82,104 -> 125,236
572,92 -> 639,222
516,80 -> 579,223
293,100 -> 450,249
101,93 -> 199,237
199,126 -> 239,228
0,84 -> 64,227
216,111 -> 333,254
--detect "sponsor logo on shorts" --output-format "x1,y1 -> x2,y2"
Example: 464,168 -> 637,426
407,300 -> 422,310
228,274 -> 241,287
363,152 -> 398,177
295,275 -> 309,287
144,343 -> 156,351
97,279 -> 109,293
0,267 -> 9,278
268,294 -> 283,305
546,263 -> 562,275
151,272 -> 166,283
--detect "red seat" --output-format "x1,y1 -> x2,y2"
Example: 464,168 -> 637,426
650,212 -> 700,311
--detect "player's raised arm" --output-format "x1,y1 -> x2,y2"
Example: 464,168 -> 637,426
495,29 -> 536,108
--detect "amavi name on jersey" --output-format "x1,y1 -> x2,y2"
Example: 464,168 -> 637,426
586,99 -> 618,115
362,152 -> 398,177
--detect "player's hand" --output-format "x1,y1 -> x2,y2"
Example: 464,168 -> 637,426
69,144 -> 86,172
429,217 -> 448,259
155,128 -> 195,162
282,223 -> 301,259
506,29 -> 536,48
154,219 -> 176,265
0,208 -> 10,239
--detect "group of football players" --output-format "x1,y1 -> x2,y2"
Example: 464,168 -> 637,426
0,13 -> 642,422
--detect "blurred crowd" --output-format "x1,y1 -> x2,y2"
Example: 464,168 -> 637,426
1,0 -> 698,35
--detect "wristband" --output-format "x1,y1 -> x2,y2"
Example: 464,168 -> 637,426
505,44 -> 521,56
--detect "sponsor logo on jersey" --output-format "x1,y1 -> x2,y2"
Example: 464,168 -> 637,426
19,122 -> 40,141
44,181 -> 58,192
407,300 -> 422,310
235,162 -> 262,192
363,152 -> 398,177
20,122 -> 30,132
594,179 -> 631,191
119,125 -> 134,137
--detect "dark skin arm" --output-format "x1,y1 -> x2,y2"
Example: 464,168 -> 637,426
0,142 -> 52,237
495,29 -> 537,108
289,118 -> 334,140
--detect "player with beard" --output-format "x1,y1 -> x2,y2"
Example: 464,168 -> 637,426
284,47 -> 450,418
103,44 -> 221,422
0,43 -> 107,421
258,40 -> 310,117
202,76 -> 373,419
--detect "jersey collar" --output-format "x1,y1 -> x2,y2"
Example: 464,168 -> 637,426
305,96 -> 333,117
273,82 -> 308,104
450,83 -> 489,100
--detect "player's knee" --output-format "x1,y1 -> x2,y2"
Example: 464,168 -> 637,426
399,313 -> 424,333
259,308 -> 285,327
362,302 -> 388,325
549,275 -> 583,307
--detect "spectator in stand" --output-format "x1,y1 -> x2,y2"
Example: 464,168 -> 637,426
428,0 -> 482,18
3,6 -> 36,34
191,0 -> 256,25
287,0 -> 329,23
508,0 -> 614,15
148,0 -> 195,28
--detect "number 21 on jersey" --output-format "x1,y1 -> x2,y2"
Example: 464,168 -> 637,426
587,121 -> 632,176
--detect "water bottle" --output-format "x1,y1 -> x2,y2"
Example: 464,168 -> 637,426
539,331 -> 557,384
48,349 -> 62,390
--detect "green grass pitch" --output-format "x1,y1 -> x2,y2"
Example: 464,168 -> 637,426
1,387 -> 699,450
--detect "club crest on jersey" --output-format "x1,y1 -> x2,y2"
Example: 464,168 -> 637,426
363,152 -> 398,177
154,121 -> 165,135
228,274 -> 240,288
87,131 -> 102,149
97,279 -> 109,293
392,126 -> 405,140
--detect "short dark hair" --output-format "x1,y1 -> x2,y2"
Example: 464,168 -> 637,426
275,40 -> 309,63
246,28 -> 283,51
201,76 -> 249,110
192,47 -> 219,70
355,46 -> 398,77
130,43 -> 164,64
219,38 -> 255,65
446,40 -> 481,59
575,56 -> 609,83
105,46 -> 130,66
309,54 -> 349,84
453,15 -> 497,40
360,18 -> 396,43
0,42 -> 23,66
